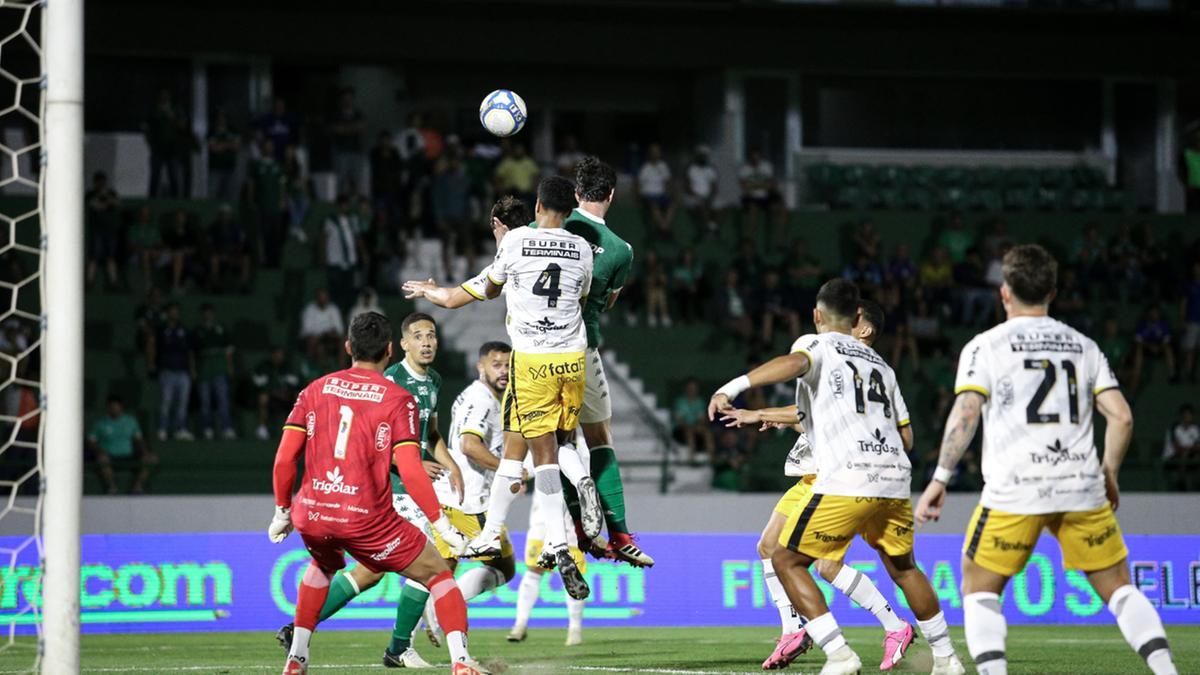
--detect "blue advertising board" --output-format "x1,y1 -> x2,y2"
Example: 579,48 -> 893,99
0,532 -> 1196,633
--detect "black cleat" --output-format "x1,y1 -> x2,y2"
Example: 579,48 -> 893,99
275,622 -> 294,651
556,548 -> 590,600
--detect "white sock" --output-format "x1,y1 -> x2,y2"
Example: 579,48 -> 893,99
534,464 -> 568,548
917,611 -> 955,658
457,565 -> 507,601
831,565 -> 906,633
964,592 -> 1008,675
804,612 -> 848,655
568,596 -> 585,630
446,630 -> 469,664
1108,585 -> 1177,675
558,443 -> 587,486
480,458 -> 524,539
762,559 -> 804,635
289,626 -> 313,663
513,571 -> 542,630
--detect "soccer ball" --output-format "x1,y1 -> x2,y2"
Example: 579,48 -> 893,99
479,89 -> 527,137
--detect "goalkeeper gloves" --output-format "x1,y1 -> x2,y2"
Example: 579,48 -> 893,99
432,515 -> 468,556
268,506 -> 293,543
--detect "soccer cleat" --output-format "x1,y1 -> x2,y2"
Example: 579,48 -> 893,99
554,548 -> 590,600
575,477 -> 605,540
762,629 -> 814,670
565,625 -> 583,646
879,622 -> 914,671
930,654 -> 966,675
463,533 -> 503,560
382,647 -> 434,668
275,622 -> 294,651
506,626 -> 527,642
584,535 -> 609,560
421,607 -> 442,647
607,533 -> 655,567
818,645 -> 863,675
451,659 -> 491,675
282,655 -> 307,675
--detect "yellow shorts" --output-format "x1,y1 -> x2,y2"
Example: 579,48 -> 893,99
963,504 -> 1128,577
778,492 -> 914,560
772,475 -> 816,517
525,538 -> 587,574
503,351 -> 586,438
433,506 -> 514,561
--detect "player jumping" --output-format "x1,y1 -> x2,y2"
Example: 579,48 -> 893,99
268,311 -> 487,675
709,279 -> 964,675
722,300 -> 921,671
405,176 -> 594,600
915,244 -> 1179,675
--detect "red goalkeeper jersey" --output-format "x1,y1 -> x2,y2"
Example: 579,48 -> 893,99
274,367 -> 433,537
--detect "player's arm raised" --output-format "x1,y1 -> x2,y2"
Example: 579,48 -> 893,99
707,351 -> 811,420
721,404 -> 802,431
1096,388 -> 1134,511
914,391 -> 984,525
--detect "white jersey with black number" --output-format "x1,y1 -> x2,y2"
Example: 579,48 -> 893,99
955,315 -> 1119,515
785,378 -> 817,477
793,332 -> 913,498
435,380 -> 503,514
486,226 -> 593,354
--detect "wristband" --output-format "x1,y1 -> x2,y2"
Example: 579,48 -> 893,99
932,466 -> 954,485
716,375 -> 751,400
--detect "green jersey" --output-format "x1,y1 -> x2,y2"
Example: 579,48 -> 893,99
192,322 -> 231,381
88,414 -> 142,459
534,208 -> 633,348
383,359 -> 441,457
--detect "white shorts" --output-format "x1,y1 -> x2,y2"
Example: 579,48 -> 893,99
392,493 -> 435,543
1183,323 -> 1200,351
580,347 -> 612,424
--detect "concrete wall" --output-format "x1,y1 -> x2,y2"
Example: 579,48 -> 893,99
19,493 -> 1199,537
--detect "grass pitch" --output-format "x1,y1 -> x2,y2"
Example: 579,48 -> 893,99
4,625 -> 1197,674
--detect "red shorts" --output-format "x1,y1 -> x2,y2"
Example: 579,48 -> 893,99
298,515 -> 429,575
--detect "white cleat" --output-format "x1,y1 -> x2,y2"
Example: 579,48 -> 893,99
565,626 -> 583,646
382,647 -> 434,668
575,476 -> 604,540
931,654 -> 967,675
462,533 -> 503,560
506,626 -> 527,642
819,645 -> 863,675
421,606 -> 442,647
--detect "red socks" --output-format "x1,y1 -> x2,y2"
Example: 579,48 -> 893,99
427,570 -> 468,635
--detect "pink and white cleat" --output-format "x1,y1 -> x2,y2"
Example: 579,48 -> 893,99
762,628 -> 814,670
879,621 -> 915,671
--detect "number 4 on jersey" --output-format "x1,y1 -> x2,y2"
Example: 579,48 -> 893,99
532,263 -> 562,307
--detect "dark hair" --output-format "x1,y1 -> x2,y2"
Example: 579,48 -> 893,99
859,299 -> 885,332
348,311 -> 392,363
575,156 -> 616,202
401,312 -> 436,336
1002,244 -> 1057,305
537,176 -> 578,215
815,278 -> 860,323
478,340 -> 512,359
491,196 -> 530,229
1181,404 -> 1194,414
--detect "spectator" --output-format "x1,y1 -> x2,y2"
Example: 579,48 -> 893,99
1131,305 -> 1177,390
300,288 -> 344,359
348,286 -> 381,325
1098,316 -> 1132,383
641,250 -> 671,328
432,151 -> 474,280
955,247 -> 995,327
841,255 -> 883,298
673,379 -> 714,464
1109,223 -> 1143,298
161,210 -> 198,293
87,395 -> 156,494
670,247 -> 704,323
369,130 -> 403,225
1164,404 -> 1200,491
155,303 -> 193,441
1181,127 -> 1200,214
85,171 -> 121,289
247,138 -> 286,268
714,269 -> 753,343
909,297 -> 949,356
207,204 -> 251,293
322,195 -> 365,315
683,146 -> 719,236
851,220 -> 881,260
135,286 -> 166,369
918,246 -> 955,308
555,135 -> 585,177
206,109 -> 241,201
329,87 -> 366,193
755,268 -> 800,349
936,213 -> 975,264
192,303 -> 235,440
254,96 -> 298,162
1070,223 -> 1108,289
784,239 -> 823,312
128,205 -> 164,288
144,88 -> 185,197
738,149 -> 785,241
283,144 -> 312,243
1054,268 -> 1090,332
711,429 -> 747,491
889,242 -> 918,290
1179,261 -> 1200,382
637,143 -> 675,239
493,142 -> 539,206
252,346 -> 301,440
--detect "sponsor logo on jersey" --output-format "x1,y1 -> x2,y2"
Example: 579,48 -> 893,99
522,410 -> 547,422
1009,332 -> 1083,353
833,341 -> 884,365
522,239 -> 582,260
322,377 -> 386,402
1028,439 -> 1089,467
997,376 -> 1015,407
311,467 -> 360,496
371,535 -> 404,561
532,317 -> 570,333
305,412 -> 316,438
375,423 -> 391,451
857,428 -> 901,456
346,505 -> 369,514
989,536 -> 1034,553
829,370 -> 845,399
529,360 -> 583,379
1084,525 -> 1119,548
811,530 -> 852,544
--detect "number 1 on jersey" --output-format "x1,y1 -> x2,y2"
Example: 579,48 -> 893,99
334,404 -> 353,459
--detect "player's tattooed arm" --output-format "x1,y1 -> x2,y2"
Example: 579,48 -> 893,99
707,352 -> 810,420
934,391 -> 984,473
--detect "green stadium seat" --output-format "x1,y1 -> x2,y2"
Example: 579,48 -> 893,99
1003,187 -> 1036,211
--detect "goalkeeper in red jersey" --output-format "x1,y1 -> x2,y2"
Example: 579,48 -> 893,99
268,311 -> 489,675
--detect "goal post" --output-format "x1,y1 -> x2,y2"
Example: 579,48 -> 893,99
42,0 -> 84,671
